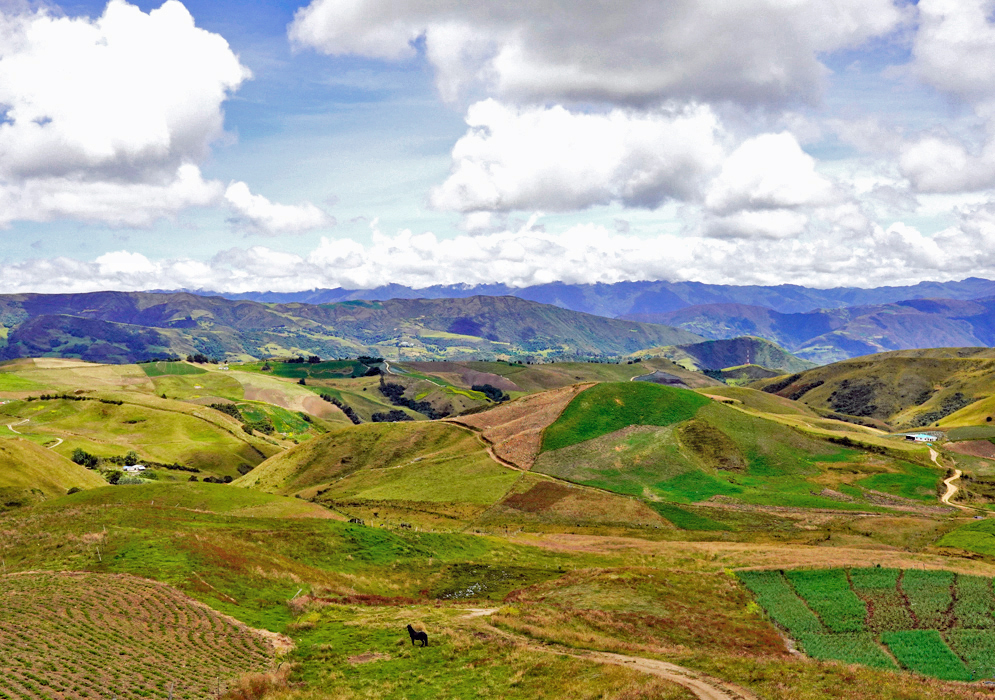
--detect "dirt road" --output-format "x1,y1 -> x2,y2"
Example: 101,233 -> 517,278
933,448 -> 972,511
469,610 -> 757,700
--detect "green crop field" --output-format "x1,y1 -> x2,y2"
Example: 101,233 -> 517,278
647,501 -> 731,531
540,382 -> 711,452
742,567 -> 995,681
786,569 -> 866,633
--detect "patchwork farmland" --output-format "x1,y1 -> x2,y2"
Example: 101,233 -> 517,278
740,568 -> 995,680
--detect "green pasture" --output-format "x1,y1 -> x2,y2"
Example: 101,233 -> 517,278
534,397 -> 908,511
140,361 -> 207,377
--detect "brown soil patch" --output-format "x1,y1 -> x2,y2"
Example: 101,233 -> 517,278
947,440 -> 995,459
449,384 -> 591,469
503,481 -> 573,512
348,652 -> 390,665
242,386 -> 342,421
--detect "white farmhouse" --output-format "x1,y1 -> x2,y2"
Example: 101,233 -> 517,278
122,464 -> 147,473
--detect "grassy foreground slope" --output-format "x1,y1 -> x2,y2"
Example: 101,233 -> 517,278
0,437 -> 105,505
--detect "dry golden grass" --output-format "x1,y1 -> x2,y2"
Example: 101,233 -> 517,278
450,384 -> 591,468
510,532 -> 995,577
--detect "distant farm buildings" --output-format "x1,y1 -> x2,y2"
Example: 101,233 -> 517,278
122,464 -> 147,473
905,433 -> 939,443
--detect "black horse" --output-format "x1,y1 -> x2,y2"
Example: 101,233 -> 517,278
406,624 -> 428,647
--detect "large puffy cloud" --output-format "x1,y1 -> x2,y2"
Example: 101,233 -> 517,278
0,1 -> 326,231
430,100 -> 724,213
898,0 -> 995,193
290,0 -> 904,107
224,182 -> 334,235
0,0 -> 310,228
702,132 -> 837,238
4,212 -> 993,293
913,0 -> 995,106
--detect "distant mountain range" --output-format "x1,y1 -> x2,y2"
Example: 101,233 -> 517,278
626,298 -> 995,364
0,292 -> 700,364
162,278 -> 995,363
171,277 -> 995,316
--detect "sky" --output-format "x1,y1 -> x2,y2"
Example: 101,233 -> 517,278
3,0 -> 995,292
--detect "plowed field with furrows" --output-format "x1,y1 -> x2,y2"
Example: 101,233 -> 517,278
0,572 -> 273,700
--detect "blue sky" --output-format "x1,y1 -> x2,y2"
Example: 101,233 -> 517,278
3,0 -> 995,292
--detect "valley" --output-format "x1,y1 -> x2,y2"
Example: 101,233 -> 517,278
5,336 -> 995,698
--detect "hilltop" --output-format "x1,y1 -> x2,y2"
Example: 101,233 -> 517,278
0,291 -> 699,363
635,336 -> 815,375
749,347 -> 995,428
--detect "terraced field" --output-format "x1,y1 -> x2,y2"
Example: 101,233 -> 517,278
0,572 -> 274,699
740,568 -> 995,680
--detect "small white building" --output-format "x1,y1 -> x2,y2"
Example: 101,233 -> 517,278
905,433 -> 939,443
122,464 -> 147,473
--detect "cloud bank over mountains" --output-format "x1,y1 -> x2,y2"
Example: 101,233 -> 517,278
3,0 -> 995,290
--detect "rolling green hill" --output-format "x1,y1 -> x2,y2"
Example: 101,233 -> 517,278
532,382 -> 942,512
749,348 -> 995,428
637,336 -> 816,374
237,421 -> 520,528
0,438 -> 105,507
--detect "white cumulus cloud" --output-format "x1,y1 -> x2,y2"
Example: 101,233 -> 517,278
0,0 -> 250,225
430,100 -> 725,213
224,182 -> 334,235
290,0 -> 904,107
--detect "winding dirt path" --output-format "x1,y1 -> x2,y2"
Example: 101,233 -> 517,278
468,610 -> 756,700
933,448 -> 973,512
6,418 -> 28,434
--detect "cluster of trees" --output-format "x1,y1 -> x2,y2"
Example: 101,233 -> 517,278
320,394 -> 361,424
285,355 -> 321,364
208,401 -> 274,435
186,353 -> 218,364
27,394 -> 123,406
137,356 -> 183,363
72,448 -> 198,474
379,377 -> 449,420
201,475 -> 234,484
471,383 -> 509,402
371,410 -> 412,422
209,402 -> 243,421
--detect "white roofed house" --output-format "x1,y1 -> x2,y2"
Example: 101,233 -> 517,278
121,464 -> 147,473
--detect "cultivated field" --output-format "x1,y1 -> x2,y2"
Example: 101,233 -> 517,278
0,572 -> 274,699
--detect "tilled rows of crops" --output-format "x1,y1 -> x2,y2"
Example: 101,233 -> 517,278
740,567 -> 995,681
0,572 -> 273,699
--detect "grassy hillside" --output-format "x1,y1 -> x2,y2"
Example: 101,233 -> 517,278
749,348 -> 995,428
534,383 -> 944,511
638,336 -> 816,373
238,421 -> 519,528
0,395 -> 278,478
0,438 -> 105,506
540,382 -> 711,452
